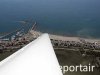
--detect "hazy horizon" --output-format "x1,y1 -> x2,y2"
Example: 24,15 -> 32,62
0,0 -> 100,38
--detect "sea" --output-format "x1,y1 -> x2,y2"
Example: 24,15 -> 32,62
0,0 -> 100,38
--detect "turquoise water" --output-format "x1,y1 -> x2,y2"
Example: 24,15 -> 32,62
0,0 -> 100,38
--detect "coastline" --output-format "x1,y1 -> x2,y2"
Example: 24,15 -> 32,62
30,30 -> 100,44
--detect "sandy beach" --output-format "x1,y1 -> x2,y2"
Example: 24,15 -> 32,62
30,30 -> 100,44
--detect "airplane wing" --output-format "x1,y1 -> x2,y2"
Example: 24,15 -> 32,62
0,34 -> 62,75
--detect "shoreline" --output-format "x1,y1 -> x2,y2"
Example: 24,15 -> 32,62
30,30 -> 100,44
37,29 -> 100,39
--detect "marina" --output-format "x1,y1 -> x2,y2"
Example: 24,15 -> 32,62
0,21 -> 100,69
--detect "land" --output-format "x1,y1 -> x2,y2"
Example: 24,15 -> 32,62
0,24 -> 100,75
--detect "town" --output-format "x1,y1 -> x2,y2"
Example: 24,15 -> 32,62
0,21 -> 100,69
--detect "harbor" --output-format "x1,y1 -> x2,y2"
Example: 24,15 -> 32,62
0,21 -> 100,72
1,27 -> 100,56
